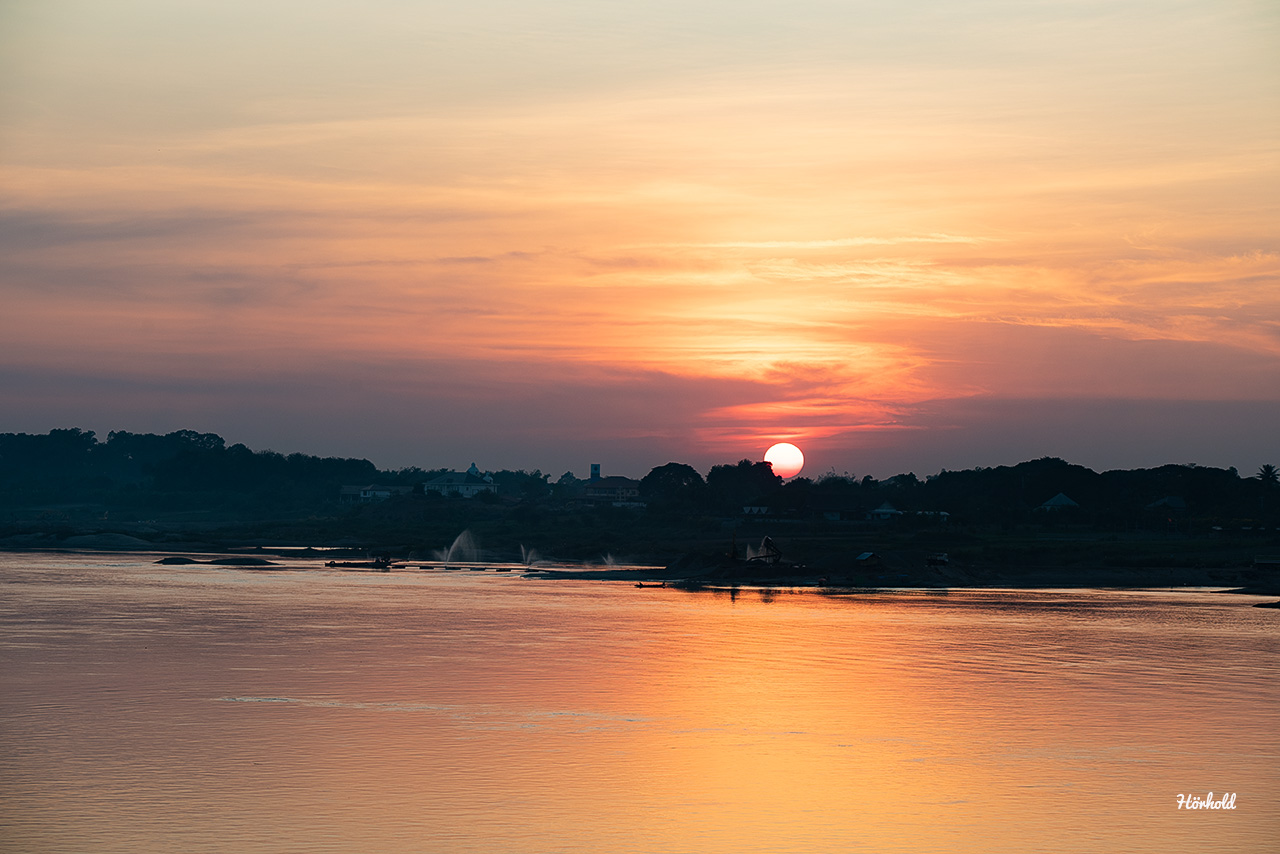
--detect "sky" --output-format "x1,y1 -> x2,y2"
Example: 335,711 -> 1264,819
2,0 -> 1278,479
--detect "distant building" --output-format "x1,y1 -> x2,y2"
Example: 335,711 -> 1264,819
815,500 -> 866,522
869,502 -> 903,521
862,502 -> 948,524
576,465 -> 643,506
583,475 -> 642,506
340,484 -> 413,503
1037,493 -> 1079,511
424,463 -> 495,498
1145,496 -> 1187,512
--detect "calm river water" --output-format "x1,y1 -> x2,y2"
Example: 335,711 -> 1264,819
2,552 -> 1277,853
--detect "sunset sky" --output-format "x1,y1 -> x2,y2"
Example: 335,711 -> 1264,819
2,0 -> 1277,478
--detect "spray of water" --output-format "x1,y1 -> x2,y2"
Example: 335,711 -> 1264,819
433,530 -> 479,567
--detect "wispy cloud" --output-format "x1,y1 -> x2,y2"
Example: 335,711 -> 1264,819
638,234 -> 993,250
2,0 -> 1277,473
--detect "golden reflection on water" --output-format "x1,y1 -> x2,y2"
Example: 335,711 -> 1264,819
1,556 -> 1277,853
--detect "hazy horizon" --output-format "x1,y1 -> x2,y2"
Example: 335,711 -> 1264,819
7,415 -> 1275,484
3,1 -> 1277,481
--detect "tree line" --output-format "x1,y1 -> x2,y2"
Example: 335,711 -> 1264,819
1,428 -> 1276,531
637,457 -> 1279,530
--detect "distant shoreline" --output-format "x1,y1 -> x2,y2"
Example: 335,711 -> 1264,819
4,541 -> 1277,599
522,560 -> 1280,597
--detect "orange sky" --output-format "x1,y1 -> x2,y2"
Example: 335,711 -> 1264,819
2,1 -> 1277,476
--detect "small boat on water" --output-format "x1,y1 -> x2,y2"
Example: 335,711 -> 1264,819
325,555 -> 397,571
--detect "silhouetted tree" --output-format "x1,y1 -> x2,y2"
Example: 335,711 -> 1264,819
640,463 -> 704,500
492,469 -> 551,500
637,462 -> 707,517
775,476 -> 815,512
552,471 -> 581,501
1257,464 -> 1278,518
706,459 -> 781,511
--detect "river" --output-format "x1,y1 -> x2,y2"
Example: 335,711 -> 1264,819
1,552 -> 1276,852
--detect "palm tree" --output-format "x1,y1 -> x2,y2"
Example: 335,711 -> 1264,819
1258,464 -> 1278,518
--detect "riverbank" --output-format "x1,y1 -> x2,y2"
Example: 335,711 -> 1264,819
3,530 -> 1277,595
525,550 -> 1280,596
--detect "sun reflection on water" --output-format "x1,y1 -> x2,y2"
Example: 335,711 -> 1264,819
1,555 -> 1275,853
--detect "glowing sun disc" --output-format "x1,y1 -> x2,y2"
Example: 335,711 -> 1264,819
764,442 -> 805,478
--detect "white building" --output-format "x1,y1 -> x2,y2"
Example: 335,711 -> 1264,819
424,463 -> 495,498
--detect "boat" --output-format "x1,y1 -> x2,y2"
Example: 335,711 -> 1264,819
325,555 -> 397,571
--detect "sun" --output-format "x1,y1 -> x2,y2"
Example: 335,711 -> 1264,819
764,442 -> 805,479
